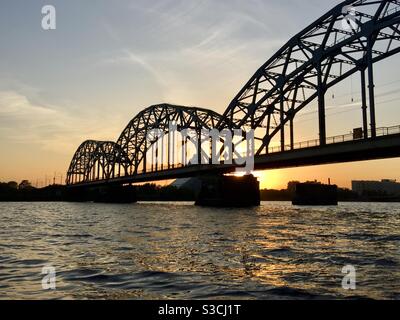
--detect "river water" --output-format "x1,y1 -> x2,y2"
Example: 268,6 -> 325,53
0,201 -> 399,299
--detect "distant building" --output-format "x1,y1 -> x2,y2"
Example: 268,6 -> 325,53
352,180 -> 400,196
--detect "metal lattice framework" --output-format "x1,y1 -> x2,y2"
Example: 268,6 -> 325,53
67,104 -> 222,184
66,0 -> 400,185
66,140 -> 129,184
117,104 -> 223,175
217,0 -> 400,155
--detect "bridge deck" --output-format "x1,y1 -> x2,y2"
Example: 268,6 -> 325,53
69,133 -> 400,188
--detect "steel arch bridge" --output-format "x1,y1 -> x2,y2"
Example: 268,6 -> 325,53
66,140 -> 129,185
67,0 -> 400,186
116,104 -> 223,176
67,104 -> 223,184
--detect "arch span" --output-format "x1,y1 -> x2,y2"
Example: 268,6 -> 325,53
116,103 -> 223,175
66,140 -> 129,184
218,0 -> 400,155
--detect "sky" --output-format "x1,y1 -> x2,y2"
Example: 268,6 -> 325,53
1,0 -> 400,189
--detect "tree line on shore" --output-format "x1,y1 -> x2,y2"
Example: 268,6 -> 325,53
0,180 -> 194,202
1,179 -> 398,202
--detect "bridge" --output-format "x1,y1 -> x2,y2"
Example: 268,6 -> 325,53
66,0 -> 400,205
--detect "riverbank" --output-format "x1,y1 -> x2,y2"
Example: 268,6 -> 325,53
0,183 -> 194,202
1,183 -> 400,203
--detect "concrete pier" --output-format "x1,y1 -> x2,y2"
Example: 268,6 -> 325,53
195,174 -> 260,207
292,183 -> 338,206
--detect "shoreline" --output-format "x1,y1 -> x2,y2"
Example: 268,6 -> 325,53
1,199 -> 400,204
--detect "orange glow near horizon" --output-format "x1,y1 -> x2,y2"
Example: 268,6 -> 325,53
254,171 -> 284,190
227,171 -> 284,190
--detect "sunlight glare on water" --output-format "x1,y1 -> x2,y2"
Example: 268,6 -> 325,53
0,201 -> 399,299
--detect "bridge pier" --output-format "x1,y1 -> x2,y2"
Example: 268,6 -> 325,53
195,174 -> 260,207
66,185 -> 137,203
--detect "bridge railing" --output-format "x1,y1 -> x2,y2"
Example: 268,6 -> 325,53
135,163 -> 185,175
268,125 -> 400,154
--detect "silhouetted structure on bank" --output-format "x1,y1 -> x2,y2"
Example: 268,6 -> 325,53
352,179 -> 400,196
195,175 -> 260,207
292,183 -> 338,206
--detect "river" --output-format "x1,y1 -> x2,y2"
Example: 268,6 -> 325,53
0,201 -> 399,299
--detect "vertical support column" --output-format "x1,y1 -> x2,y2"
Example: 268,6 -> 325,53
360,68 -> 369,139
185,137 -> 188,166
172,131 -> 175,168
290,115 -> 294,150
182,139 -> 185,167
151,144 -> 154,172
280,95 -> 285,152
209,135 -> 212,165
155,142 -> 158,172
367,40 -> 376,138
265,115 -> 271,154
317,63 -> 327,146
143,138 -> 147,173
197,129 -> 202,165
167,133 -> 171,169
160,134 -> 164,171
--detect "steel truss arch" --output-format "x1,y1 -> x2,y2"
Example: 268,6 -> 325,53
217,0 -> 400,155
116,103 -> 223,175
86,141 -> 130,181
66,140 -> 129,184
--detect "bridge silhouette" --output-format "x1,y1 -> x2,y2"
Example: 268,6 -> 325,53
66,0 -> 400,205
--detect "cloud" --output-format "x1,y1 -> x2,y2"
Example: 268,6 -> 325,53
0,91 -> 123,155
101,49 -> 167,88
0,91 -> 56,116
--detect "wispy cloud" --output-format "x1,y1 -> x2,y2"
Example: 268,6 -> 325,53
0,91 -> 123,155
101,49 -> 167,88
0,91 -> 56,116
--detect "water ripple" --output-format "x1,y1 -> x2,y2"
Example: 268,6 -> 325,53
0,201 -> 399,299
